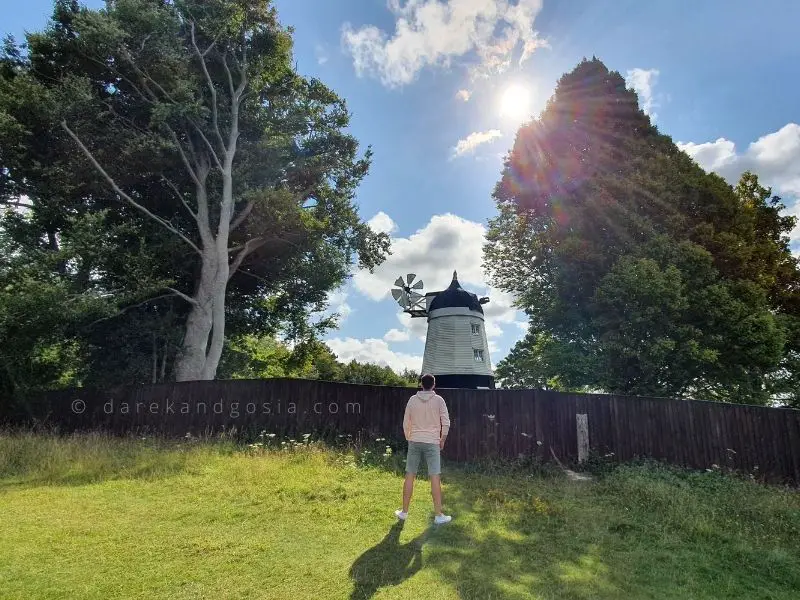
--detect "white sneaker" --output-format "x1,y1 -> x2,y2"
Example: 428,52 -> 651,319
434,514 -> 452,525
394,509 -> 408,521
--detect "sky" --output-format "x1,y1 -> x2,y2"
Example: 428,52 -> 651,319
6,0 -> 800,374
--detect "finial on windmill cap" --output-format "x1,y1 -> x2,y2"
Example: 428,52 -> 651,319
452,270 -> 458,281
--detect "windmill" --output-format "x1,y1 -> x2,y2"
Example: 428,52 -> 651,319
391,273 -> 427,318
389,270 -> 495,389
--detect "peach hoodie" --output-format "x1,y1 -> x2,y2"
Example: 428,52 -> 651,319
403,390 -> 450,445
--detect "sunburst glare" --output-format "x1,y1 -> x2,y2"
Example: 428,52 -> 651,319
499,84 -> 532,122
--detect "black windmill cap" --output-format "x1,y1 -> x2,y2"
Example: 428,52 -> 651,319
428,270 -> 484,314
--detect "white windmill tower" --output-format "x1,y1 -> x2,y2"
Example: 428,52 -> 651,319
390,271 -> 494,389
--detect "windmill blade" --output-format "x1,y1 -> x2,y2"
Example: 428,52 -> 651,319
409,291 -> 424,305
411,279 -> 424,290
391,288 -> 410,308
406,273 -> 416,285
394,277 -> 405,288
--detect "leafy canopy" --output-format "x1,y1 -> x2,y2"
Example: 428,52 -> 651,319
486,58 -> 800,404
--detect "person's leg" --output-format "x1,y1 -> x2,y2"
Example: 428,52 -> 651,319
426,444 -> 451,523
425,444 -> 444,514
430,474 -> 443,515
397,442 -> 421,518
402,472 -> 415,513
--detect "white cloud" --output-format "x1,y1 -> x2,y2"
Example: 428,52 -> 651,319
367,211 -> 398,235
315,44 -> 329,65
354,212 -> 522,343
484,320 -> 503,338
383,328 -> 411,342
323,288 -> 352,323
481,287 -> 518,325
678,124 -> 800,198
326,337 -> 422,372
396,312 -> 429,341
678,123 -> 800,243
625,68 -> 660,119
342,0 -> 546,87
355,213 -> 486,300
677,138 -> 736,173
456,89 -> 471,102
452,129 -> 503,157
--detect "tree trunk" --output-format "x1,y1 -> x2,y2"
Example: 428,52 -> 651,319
201,164 -> 235,380
174,252 -> 217,381
160,339 -> 168,383
174,166 -> 234,381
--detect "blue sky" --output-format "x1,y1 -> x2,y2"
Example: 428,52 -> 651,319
8,1 -> 800,373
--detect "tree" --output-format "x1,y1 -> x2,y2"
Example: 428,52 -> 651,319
217,335 -> 418,387
1,0 -> 388,384
0,213 -> 111,411
486,58 -> 800,403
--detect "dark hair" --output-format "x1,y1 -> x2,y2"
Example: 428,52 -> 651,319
420,373 -> 435,390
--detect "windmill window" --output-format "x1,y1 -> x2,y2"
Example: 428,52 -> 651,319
473,349 -> 484,362
471,323 -> 480,335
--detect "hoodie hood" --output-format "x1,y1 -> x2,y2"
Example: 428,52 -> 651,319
415,390 -> 436,402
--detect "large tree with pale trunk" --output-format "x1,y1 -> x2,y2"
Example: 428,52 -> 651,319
1,0 -> 388,382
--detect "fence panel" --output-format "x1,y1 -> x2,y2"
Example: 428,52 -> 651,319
8,379 -> 800,484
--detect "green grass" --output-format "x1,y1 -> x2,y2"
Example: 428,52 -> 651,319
0,432 -> 799,599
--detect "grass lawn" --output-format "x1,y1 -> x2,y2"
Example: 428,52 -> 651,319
0,432 -> 799,599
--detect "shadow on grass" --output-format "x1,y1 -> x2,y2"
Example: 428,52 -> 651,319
416,479 -> 621,600
349,521 -> 431,600
416,466 -> 800,600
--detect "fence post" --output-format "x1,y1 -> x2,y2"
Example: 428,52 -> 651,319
577,413 -> 589,464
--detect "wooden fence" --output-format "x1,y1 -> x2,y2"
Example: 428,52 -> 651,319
14,378 -> 800,484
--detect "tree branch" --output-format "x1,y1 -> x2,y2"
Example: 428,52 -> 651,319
161,176 -> 198,221
122,49 -> 181,106
78,52 -> 157,105
190,22 -> 226,155
230,199 -> 255,232
61,120 -> 202,255
166,287 -> 199,306
86,292 -> 176,328
227,231 -> 305,255
228,237 -> 269,279
164,126 -> 203,188
222,51 -> 237,99
187,121 -> 224,172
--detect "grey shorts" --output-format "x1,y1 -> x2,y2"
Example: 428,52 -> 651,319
405,441 -> 441,476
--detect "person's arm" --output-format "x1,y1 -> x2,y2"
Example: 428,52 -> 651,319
403,399 -> 412,440
439,396 -> 450,449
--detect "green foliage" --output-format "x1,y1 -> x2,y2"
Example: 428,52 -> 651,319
487,58 -> 800,403
217,335 -> 418,387
0,0 -> 387,393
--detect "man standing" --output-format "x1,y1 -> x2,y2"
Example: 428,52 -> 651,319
395,373 -> 452,525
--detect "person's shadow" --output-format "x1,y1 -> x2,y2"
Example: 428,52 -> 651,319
349,521 -> 430,600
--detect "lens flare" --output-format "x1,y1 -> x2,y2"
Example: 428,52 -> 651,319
499,84 -> 531,121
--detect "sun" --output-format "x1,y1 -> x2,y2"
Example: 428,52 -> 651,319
499,84 -> 532,121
